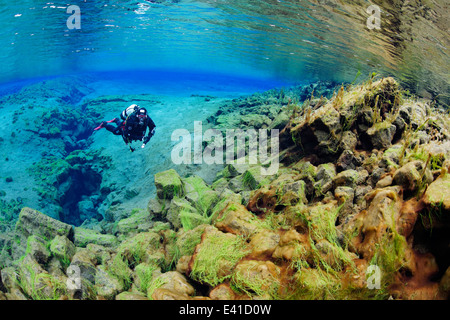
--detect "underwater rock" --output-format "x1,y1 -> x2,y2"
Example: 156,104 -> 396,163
332,169 -> 359,188
249,231 -> 280,258
49,235 -> 76,263
0,267 -> 20,293
336,150 -> 360,172
334,186 -> 355,224
366,121 -> 397,150
95,265 -> 124,300
215,202 -> 260,237
17,254 -> 59,300
166,197 -> 200,230
11,207 -> 74,261
15,207 -> 74,242
116,209 -> 153,236
25,235 -> 51,266
393,160 -> 432,192
232,260 -> 281,298
151,271 -> 195,298
70,248 -> 98,284
74,227 -> 119,248
272,229 -> 310,262
155,169 -> 185,201
115,291 -> 149,300
423,173 -> 450,211
209,283 -> 236,300
189,226 -> 249,287
151,288 -> 194,300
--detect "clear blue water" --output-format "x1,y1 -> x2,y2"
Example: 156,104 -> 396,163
0,0 -> 448,98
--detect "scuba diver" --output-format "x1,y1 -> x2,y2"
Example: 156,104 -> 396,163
94,104 -> 156,152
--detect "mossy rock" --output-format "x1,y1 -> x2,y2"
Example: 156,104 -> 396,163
49,235 -> 76,264
74,227 -> 118,248
116,209 -> 153,235
232,260 -> 281,298
175,224 -> 208,257
166,197 -> 200,230
17,254 -> 66,300
115,291 -> 149,300
367,121 -> 397,150
215,202 -> 261,237
116,232 -> 162,267
154,169 -> 184,200
189,226 -> 249,287
423,173 -> 450,211
95,265 -> 124,300
242,166 -> 272,190
12,207 -> 74,261
24,235 -> 51,265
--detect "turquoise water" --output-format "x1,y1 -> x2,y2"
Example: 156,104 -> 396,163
0,1 -> 448,99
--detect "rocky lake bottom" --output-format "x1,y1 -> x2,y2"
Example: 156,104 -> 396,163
0,74 -> 449,301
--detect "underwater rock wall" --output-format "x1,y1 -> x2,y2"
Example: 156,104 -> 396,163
0,76 -> 449,300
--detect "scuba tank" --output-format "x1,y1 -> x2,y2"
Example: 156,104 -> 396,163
120,104 -> 140,120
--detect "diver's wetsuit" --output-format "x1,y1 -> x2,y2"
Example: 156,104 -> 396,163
105,113 -> 156,145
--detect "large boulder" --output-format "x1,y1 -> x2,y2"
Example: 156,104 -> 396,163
12,207 -> 74,261
393,160 -> 432,192
95,265 -> 124,300
366,121 -> 397,150
50,235 -> 77,263
149,271 -> 195,298
154,169 -> 184,200
423,173 -> 450,211
189,226 -> 249,287
74,227 -> 119,248
215,202 -> 260,237
232,260 -> 281,298
116,209 -> 153,236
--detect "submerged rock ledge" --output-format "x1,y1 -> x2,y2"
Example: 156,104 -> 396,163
1,77 -> 449,300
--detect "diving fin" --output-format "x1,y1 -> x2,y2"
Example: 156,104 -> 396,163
94,121 -> 106,131
94,119 -> 118,131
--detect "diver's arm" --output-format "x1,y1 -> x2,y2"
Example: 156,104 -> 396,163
141,119 -> 156,148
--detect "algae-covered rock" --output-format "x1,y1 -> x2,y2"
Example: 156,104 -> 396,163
423,173 -> 450,211
189,226 -> 249,287
116,209 -> 153,235
0,267 -> 20,293
13,207 -> 74,260
272,229 -> 310,262
166,197 -> 201,230
115,291 -> 149,300
393,160 -> 432,192
95,265 -> 124,300
209,283 -> 236,300
17,254 -> 64,300
150,271 -> 195,297
25,235 -> 51,265
176,224 -> 208,257
74,227 -> 119,248
332,169 -> 359,188
70,248 -> 98,284
116,232 -> 162,267
183,175 -> 220,215
215,202 -> 260,237
50,235 -> 76,264
314,163 -> 336,196
155,169 -> 184,200
366,121 -> 397,150
242,166 -> 272,190
151,288 -> 192,300
232,260 -> 281,298
249,231 -> 280,258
